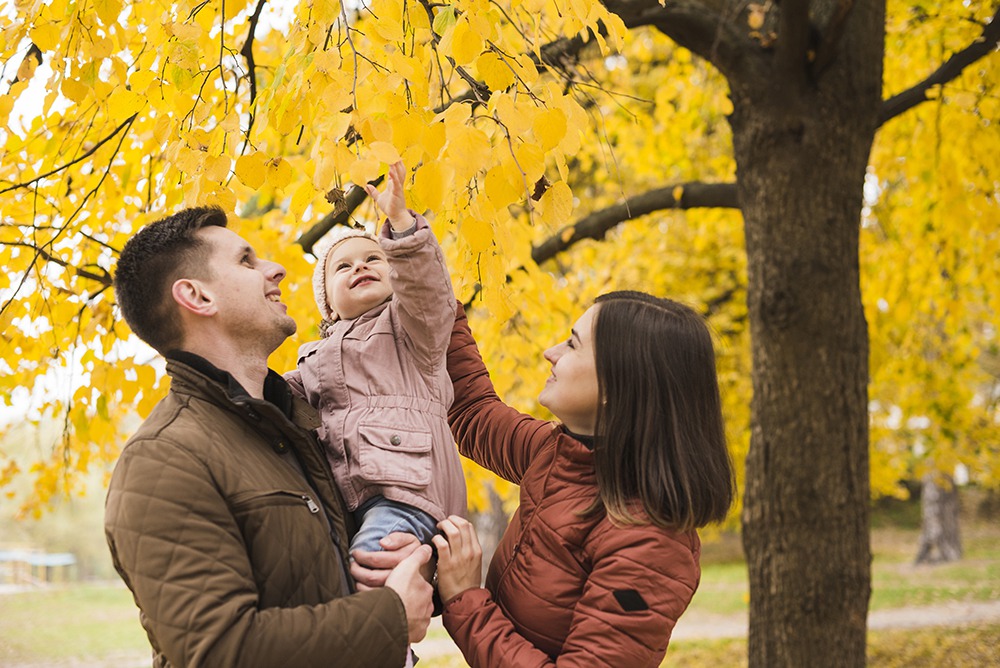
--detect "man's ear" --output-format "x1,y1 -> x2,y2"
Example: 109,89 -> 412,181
172,278 -> 217,317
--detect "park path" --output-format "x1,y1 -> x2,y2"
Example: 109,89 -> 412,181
4,600 -> 998,667
410,598 -> 1000,659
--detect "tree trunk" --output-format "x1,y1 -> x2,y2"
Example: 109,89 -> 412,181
914,473 -> 962,564
733,4 -> 884,666
470,482 -> 511,582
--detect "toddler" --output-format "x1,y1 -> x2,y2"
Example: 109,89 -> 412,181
286,162 -> 467,557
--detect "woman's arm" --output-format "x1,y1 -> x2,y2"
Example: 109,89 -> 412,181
447,305 -> 552,483
441,524 -> 701,667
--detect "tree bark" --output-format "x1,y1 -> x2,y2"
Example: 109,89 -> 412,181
727,3 -> 882,666
914,473 -> 962,564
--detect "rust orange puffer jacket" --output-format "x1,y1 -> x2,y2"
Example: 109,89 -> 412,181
442,308 -> 701,667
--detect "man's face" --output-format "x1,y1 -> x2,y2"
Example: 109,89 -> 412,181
196,226 -> 297,350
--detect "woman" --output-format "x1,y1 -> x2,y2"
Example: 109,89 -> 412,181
432,291 -> 735,667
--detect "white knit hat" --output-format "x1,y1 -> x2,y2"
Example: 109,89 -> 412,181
312,224 -> 378,326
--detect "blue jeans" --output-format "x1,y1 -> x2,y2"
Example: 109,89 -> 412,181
350,496 -> 439,554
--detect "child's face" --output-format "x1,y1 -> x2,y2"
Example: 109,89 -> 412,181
325,237 -> 394,320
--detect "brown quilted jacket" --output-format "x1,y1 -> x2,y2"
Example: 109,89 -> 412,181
442,309 -> 702,667
105,354 -> 407,667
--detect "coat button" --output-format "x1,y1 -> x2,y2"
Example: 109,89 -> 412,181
390,434 -> 402,446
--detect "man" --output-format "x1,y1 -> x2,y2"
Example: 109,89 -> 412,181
106,207 -> 432,667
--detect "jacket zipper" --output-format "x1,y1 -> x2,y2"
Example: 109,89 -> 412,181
302,494 -> 320,513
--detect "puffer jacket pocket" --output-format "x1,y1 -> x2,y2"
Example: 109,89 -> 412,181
357,423 -> 432,488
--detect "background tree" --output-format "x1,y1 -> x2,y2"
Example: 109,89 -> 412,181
1,1 -> 997,666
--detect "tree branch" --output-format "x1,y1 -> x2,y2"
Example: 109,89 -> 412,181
0,114 -> 137,195
240,0 -> 267,138
810,0 -> 855,78
295,180 -> 380,253
775,0 -> 812,87
879,6 -> 1000,127
602,0 -> 755,80
5,241 -> 112,287
531,181 -> 738,264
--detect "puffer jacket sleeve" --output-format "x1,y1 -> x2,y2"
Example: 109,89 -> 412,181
442,526 -> 701,667
446,305 -> 552,484
105,437 -> 408,668
380,215 -> 456,370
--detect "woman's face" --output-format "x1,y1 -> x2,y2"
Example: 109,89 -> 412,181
538,304 -> 600,435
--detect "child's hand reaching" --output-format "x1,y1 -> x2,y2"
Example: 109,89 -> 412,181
432,515 -> 483,604
364,161 -> 415,233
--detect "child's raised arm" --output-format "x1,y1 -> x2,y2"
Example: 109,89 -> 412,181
364,161 -> 415,233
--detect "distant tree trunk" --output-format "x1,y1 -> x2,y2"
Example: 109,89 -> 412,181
733,5 -> 883,666
470,482 -> 510,582
915,473 -> 962,564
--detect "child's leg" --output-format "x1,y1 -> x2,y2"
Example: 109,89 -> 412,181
349,496 -> 439,554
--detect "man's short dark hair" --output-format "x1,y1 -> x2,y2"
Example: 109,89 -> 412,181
114,207 -> 228,353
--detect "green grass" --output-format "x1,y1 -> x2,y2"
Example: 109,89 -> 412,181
1,501 -> 997,667
0,583 -> 150,666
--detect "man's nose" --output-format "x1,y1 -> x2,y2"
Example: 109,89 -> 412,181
263,260 -> 286,282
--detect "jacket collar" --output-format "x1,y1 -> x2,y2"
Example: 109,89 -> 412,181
164,350 -> 318,431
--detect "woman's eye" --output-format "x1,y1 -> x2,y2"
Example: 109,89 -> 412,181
566,339 -> 575,349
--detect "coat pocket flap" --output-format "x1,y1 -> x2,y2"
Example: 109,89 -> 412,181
359,424 -> 432,453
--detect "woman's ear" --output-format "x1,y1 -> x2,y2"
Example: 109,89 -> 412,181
172,278 -> 217,317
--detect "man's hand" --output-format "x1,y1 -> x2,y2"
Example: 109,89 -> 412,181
351,532 -> 424,591
431,515 -> 483,603
384,544 -> 435,643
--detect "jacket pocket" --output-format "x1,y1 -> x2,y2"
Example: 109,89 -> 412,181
357,423 -> 432,488
230,490 -> 338,606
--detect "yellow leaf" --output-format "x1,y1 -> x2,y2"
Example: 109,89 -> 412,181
16,55 -> 38,82
349,157 -> 381,187
235,152 -> 267,189
94,0 -> 123,25
204,155 -> 230,182
412,161 -> 452,213
540,180 -> 573,227
266,158 -> 294,189
461,215 -> 493,253
672,185 -> 684,202
450,19 -> 484,66
61,78 -> 89,104
368,141 -> 402,164
513,142 -> 546,184
484,165 -> 521,208
476,52 -> 516,92
290,181 -> 316,218
447,126 -> 491,179
30,22 -> 62,51
107,87 -> 143,123
533,108 -> 567,151
371,0 -> 405,41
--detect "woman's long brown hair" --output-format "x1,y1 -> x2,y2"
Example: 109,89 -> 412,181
587,291 -> 735,531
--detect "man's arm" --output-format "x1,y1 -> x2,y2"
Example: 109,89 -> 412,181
106,440 -> 427,667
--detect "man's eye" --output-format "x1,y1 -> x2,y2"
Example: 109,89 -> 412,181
241,255 -> 253,266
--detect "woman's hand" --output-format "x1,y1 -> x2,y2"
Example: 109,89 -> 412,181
364,161 -> 414,232
431,515 -> 483,603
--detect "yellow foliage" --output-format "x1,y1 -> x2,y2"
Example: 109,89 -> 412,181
1,0 -> 996,527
